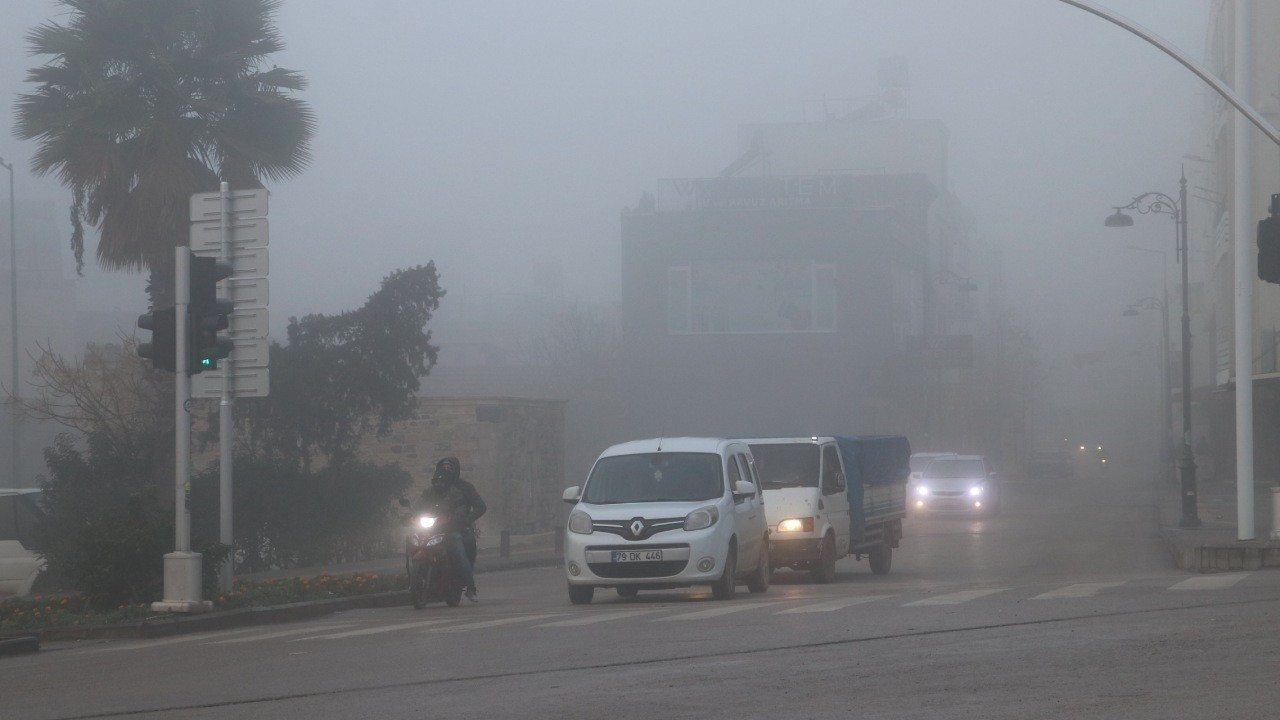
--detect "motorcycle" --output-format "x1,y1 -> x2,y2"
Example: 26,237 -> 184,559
404,513 -> 465,608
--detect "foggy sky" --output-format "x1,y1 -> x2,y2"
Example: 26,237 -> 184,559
1,0 -> 1208,366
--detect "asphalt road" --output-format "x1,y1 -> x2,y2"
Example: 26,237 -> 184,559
6,467 -> 1280,719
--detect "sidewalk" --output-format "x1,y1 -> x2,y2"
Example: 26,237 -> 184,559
1160,473 -> 1280,572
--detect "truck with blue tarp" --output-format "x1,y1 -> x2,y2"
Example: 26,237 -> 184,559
742,435 -> 909,581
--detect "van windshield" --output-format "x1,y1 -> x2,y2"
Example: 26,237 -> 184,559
582,453 -> 723,504
749,443 -> 819,488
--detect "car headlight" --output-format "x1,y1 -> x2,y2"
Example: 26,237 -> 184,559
424,534 -> 446,546
417,515 -> 436,529
968,486 -> 984,496
777,517 -> 814,532
916,485 -> 930,497
684,505 -> 719,531
568,510 -> 593,535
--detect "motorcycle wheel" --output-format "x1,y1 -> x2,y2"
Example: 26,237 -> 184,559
409,563 -> 428,610
444,579 -> 463,607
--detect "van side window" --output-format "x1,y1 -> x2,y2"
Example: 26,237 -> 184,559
727,455 -> 743,500
738,453 -> 760,487
821,445 -> 845,495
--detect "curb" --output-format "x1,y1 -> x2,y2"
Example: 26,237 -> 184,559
0,634 -> 40,656
24,554 -> 562,643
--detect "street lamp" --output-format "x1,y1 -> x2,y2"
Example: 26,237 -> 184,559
1123,296 -> 1173,471
0,156 -> 16,488
1105,169 -> 1200,527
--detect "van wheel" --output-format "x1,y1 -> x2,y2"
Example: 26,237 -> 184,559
869,543 -> 892,575
746,538 -> 770,593
568,584 -> 594,605
711,546 -> 737,600
616,587 -> 639,599
810,534 -> 836,584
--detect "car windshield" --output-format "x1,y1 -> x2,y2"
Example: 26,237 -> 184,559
749,443 -> 819,488
581,452 -> 723,504
910,455 -> 947,472
923,457 -> 987,479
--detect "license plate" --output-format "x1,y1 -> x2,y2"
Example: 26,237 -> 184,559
611,550 -> 663,563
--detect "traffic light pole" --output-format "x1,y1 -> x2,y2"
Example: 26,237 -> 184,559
152,247 -> 210,613
218,182 -> 235,594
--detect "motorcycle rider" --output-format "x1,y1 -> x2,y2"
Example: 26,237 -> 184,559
417,456 -> 486,602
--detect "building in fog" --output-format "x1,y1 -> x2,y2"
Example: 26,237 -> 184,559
1197,1 -> 1280,482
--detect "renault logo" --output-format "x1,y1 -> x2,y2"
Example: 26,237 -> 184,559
629,519 -> 645,538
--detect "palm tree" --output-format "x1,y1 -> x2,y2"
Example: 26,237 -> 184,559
14,0 -> 314,303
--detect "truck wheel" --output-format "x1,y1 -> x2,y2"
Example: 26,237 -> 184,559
810,534 -> 836,584
568,584 -> 595,605
869,543 -> 892,575
746,538 -> 771,593
711,545 -> 737,600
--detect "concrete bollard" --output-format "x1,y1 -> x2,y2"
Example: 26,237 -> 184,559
500,530 -> 511,559
1272,486 -> 1280,541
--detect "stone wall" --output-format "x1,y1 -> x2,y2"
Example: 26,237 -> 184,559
360,397 -> 565,536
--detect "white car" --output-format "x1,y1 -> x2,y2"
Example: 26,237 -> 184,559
0,489 -> 45,597
562,437 -> 770,604
911,454 -> 1000,516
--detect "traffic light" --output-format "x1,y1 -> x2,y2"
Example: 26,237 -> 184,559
1259,194 -> 1280,285
137,306 -> 178,372
188,256 -> 234,374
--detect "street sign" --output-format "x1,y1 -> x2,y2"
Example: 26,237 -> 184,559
190,366 -> 269,398
189,189 -> 268,223
191,245 -> 268,277
226,337 -> 269,367
189,217 -> 269,251
227,277 -> 268,307
227,307 -> 269,341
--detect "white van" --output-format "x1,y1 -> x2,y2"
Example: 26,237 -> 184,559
0,489 -> 45,597
561,437 -> 770,604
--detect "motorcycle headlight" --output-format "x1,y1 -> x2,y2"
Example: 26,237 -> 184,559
969,486 -> 983,496
425,534 -> 446,546
684,505 -> 719,531
568,510 -> 594,535
417,515 -> 436,529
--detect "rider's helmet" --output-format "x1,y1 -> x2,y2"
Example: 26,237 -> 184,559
432,456 -> 461,486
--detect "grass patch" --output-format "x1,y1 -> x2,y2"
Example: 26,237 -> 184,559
0,571 -> 409,633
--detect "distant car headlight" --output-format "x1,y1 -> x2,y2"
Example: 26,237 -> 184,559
915,485 -> 930,497
417,515 -> 436,529
968,486 -> 984,496
684,506 -> 719,531
568,510 -> 593,535
777,517 -> 814,532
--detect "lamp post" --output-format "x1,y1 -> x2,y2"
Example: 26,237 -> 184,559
1105,169 -> 1200,527
0,156 -> 16,488
1123,296 -> 1172,471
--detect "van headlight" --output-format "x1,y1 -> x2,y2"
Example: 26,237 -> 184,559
777,517 -> 814,532
916,485 -> 930,497
968,486 -> 984,496
684,506 -> 719,531
568,510 -> 594,535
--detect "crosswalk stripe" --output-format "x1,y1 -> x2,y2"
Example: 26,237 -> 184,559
427,614 -> 560,632
777,595 -> 896,614
73,627 -> 263,654
204,623 -> 359,644
1169,573 -> 1250,591
904,589 -> 1006,606
656,602 -> 782,621
1032,582 -> 1124,600
294,619 -> 457,640
537,610 -> 663,627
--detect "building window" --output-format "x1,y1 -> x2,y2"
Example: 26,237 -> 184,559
667,261 -> 837,334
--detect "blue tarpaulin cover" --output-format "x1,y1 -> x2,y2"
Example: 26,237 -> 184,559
834,435 -> 910,544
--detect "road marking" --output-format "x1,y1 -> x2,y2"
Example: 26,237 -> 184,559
72,627 -> 263,654
204,623 -> 359,644
777,595 -> 896,614
1033,582 -> 1124,600
656,602 -> 783,621
294,619 -> 457,640
1169,573 -> 1250,591
904,589 -> 1006,606
536,610 -> 663,627
427,614 -> 561,632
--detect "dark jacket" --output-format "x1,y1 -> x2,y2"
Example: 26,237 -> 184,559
418,479 -> 486,534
